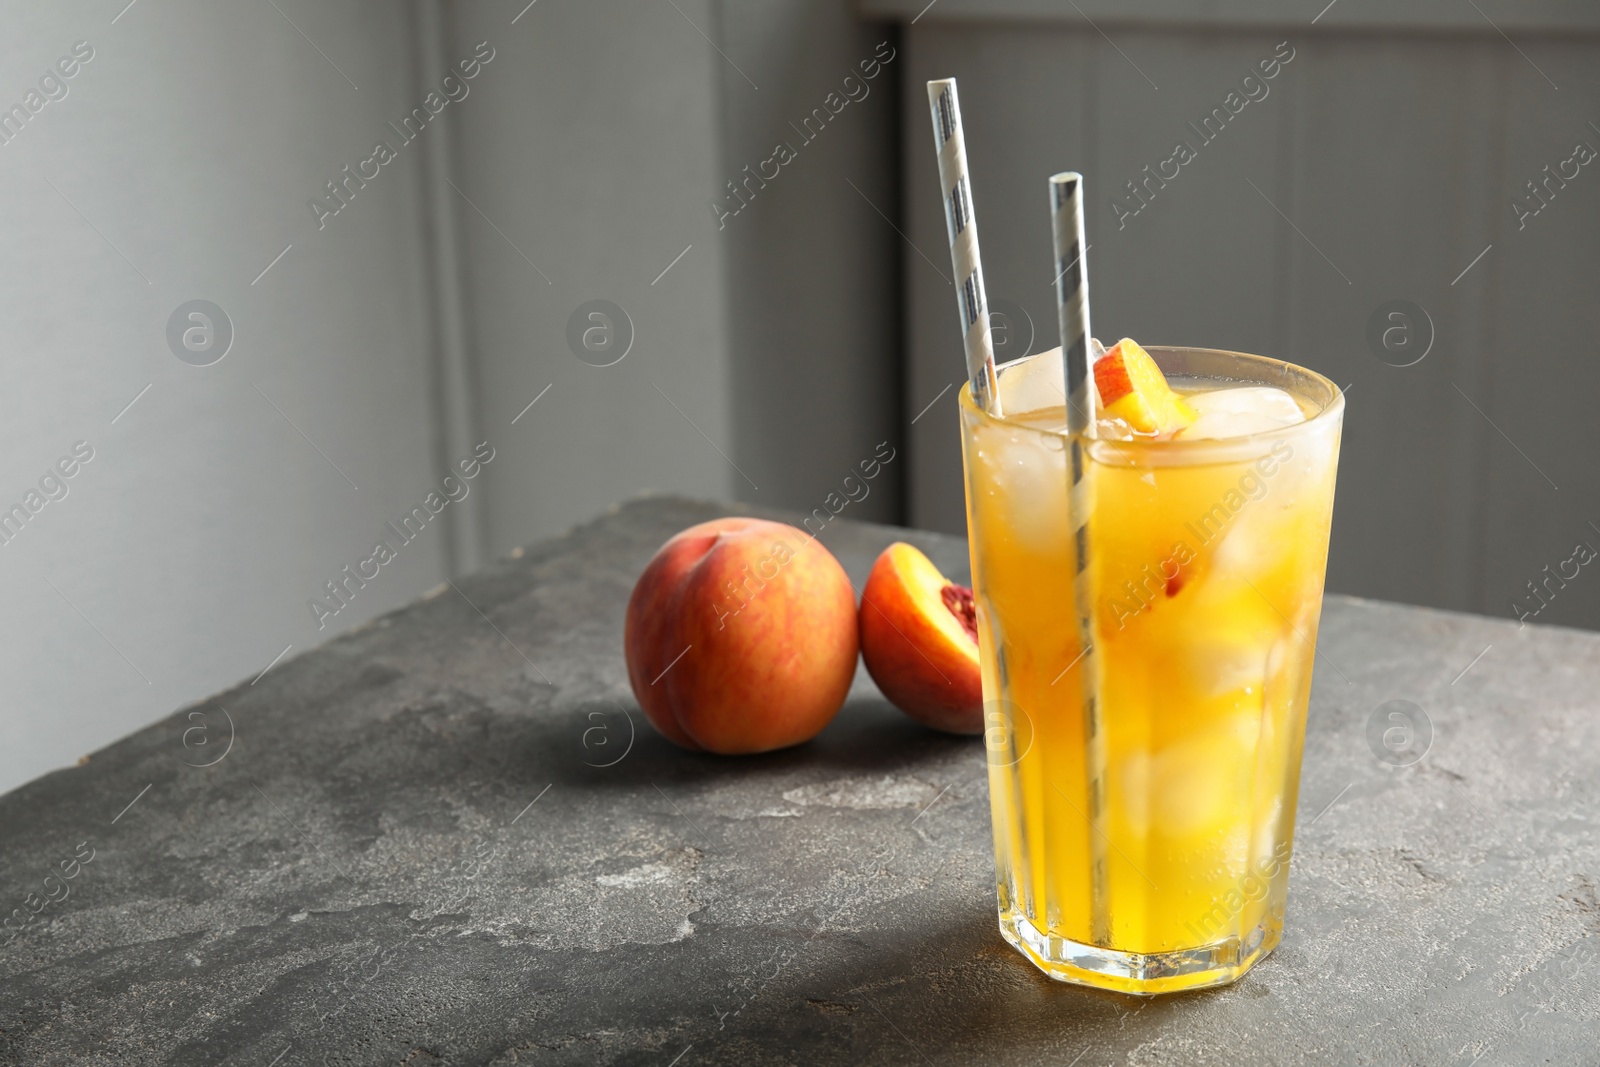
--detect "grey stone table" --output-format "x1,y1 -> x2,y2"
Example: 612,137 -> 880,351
3,496 -> 1597,1066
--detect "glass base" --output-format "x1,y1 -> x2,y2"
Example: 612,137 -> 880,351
997,908 -> 1283,996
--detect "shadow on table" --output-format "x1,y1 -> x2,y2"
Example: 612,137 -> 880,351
692,897 -> 1227,1064
533,693 -> 979,794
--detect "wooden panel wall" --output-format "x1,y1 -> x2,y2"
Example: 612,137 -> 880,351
885,4 -> 1600,628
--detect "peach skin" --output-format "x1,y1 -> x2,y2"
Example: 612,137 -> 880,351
858,542 -> 983,734
624,517 -> 858,754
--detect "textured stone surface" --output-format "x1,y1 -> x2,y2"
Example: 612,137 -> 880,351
1,496 -> 1596,1066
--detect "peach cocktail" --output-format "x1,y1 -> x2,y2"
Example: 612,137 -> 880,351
960,342 -> 1343,995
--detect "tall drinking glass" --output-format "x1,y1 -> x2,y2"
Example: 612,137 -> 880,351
961,345 -> 1344,995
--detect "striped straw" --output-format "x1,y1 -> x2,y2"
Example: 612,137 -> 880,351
1050,173 -> 1095,595
1050,172 -> 1095,435
927,79 -> 1001,416
1050,171 -> 1110,946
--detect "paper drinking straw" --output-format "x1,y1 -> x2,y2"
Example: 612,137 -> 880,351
927,79 -> 1001,416
1050,170 -> 1111,946
1049,173 -> 1095,615
1050,172 -> 1095,436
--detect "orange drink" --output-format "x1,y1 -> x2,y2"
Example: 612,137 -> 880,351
961,344 -> 1343,994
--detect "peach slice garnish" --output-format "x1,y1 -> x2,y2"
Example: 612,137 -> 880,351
859,543 -> 983,735
1094,337 -> 1198,435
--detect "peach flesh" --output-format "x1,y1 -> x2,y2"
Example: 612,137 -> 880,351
859,543 -> 983,735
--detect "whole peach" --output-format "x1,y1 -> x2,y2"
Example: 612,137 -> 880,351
859,542 -> 983,734
624,517 -> 858,754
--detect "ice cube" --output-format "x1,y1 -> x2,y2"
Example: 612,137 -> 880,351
1169,576 -> 1279,696
1251,798 -> 1283,877
1152,736 -> 1235,837
1117,750 -> 1151,833
997,345 -> 1066,411
973,428 -> 1069,551
1178,387 -> 1305,440
1211,503 -> 1287,577
1184,631 -> 1269,699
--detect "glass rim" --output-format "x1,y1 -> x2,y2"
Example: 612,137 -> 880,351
958,345 -> 1345,463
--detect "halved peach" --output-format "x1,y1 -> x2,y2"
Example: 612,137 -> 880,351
1095,337 -> 1197,435
859,543 -> 983,734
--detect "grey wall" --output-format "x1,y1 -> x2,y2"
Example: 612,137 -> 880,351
441,0 -> 738,559
0,2 -> 449,793
718,5 -> 903,525
875,0 -> 1600,629
445,0 -> 903,557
